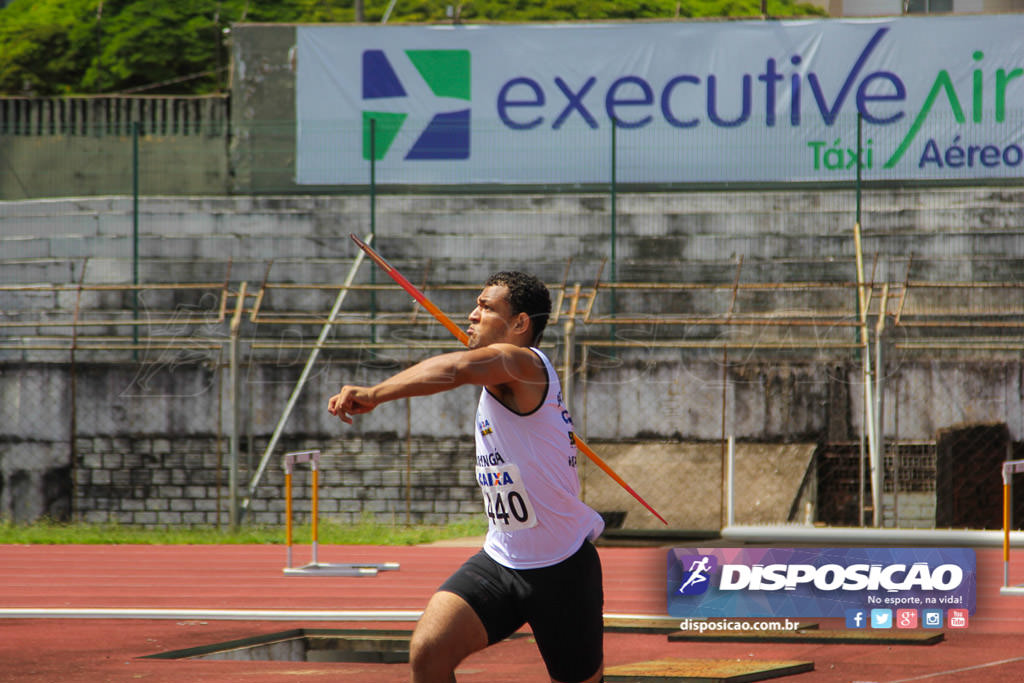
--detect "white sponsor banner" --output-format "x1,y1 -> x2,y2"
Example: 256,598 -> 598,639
294,17 -> 1024,185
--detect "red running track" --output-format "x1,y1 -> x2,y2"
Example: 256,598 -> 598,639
1,543 -> 1023,682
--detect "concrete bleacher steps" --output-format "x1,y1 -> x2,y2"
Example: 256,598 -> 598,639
2,188 -> 1022,339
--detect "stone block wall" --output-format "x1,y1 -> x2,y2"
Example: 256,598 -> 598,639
72,435 -> 481,528
881,492 -> 936,529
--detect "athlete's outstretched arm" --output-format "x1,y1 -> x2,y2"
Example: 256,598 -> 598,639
328,344 -> 539,424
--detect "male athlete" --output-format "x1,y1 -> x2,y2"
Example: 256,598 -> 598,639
329,271 -> 605,683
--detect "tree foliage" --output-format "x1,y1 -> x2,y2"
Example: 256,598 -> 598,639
0,0 -> 826,95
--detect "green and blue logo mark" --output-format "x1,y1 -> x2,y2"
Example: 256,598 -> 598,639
362,49 -> 471,161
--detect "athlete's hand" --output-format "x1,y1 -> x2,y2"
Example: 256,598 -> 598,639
328,385 -> 378,424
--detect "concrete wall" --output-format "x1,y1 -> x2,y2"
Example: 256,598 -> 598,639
72,435 -> 480,528
3,187 -> 1023,289
882,492 -> 935,529
2,185 -> 1022,527
0,132 -> 229,199
0,97 -> 229,200
229,25 -> 298,194
578,358 -> 1024,443
2,355 -> 1020,527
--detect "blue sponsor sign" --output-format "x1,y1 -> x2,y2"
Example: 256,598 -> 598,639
667,548 -> 976,619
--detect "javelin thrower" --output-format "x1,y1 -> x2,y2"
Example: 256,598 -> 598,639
329,266 -> 606,683
349,234 -> 666,525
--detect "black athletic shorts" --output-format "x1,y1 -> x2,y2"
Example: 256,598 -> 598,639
438,540 -> 603,683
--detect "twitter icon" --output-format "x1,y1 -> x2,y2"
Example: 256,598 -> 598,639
871,609 -> 893,629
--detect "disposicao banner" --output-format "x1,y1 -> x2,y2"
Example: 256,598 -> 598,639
667,547 -> 976,620
294,16 -> 1024,185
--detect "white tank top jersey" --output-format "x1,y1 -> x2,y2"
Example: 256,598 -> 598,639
474,347 -> 605,569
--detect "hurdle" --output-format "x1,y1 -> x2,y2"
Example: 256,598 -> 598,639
1001,459 -> 1024,596
283,450 -> 400,577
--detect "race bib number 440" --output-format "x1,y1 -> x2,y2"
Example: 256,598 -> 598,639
477,463 -> 537,531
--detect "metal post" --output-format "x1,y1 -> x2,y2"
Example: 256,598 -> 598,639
579,344 -> 589,498
405,397 -> 412,525
720,346 -> 729,529
853,222 -> 880,527
228,282 -> 246,531
609,118 -> 617,351
229,334 -> 238,530
285,468 -> 293,568
132,121 -> 140,356
876,284 -> 888,525
726,436 -> 735,527
370,118 -> 377,345
562,285 -> 580,411
70,262 -> 87,522
859,429 -> 866,526
311,459 -> 319,566
1005,476 -> 1011,588
854,111 -> 872,525
856,113 -> 862,226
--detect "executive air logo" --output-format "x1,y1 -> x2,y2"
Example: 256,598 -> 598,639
362,49 -> 471,161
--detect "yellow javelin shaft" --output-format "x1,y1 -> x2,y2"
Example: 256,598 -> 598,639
350,233 -> 668,525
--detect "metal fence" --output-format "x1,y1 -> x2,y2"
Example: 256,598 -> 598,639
1,99 -> 1022,531
4,98 -> 1024,196
1,267 -> 1021,531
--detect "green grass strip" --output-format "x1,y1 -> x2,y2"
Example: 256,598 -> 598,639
0,516 -> 487,546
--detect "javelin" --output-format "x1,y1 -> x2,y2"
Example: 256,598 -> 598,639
350,233 -> 668,525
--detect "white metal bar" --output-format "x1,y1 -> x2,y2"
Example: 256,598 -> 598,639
283,450 -> 320,475
1003,459 -> 1024,485
722,524 -> 1024,547
0,608 -> 423,621
0,607 -> 666,622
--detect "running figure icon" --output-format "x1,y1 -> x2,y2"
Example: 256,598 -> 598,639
678,556 -> 712,594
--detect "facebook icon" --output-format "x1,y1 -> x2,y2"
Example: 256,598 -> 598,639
845,609 -> 867,629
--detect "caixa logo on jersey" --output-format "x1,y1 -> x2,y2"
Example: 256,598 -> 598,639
666,548 -> 976,618
362,49 -> 471,161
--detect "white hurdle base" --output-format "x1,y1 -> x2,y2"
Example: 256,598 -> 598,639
284,561 -> 401,577
999,585 -> 1024,597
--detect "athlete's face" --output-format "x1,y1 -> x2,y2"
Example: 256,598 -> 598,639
467,285 -> 525,349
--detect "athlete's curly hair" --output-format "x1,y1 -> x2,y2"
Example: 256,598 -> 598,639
485,271 -> 551,345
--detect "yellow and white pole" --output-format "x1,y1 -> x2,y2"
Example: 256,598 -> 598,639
285,465 -> 294,569
283,450 -> 321,571
1005,460 -> 1013,589
311,458 -> 320,567
1002,460 -> 1024,589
